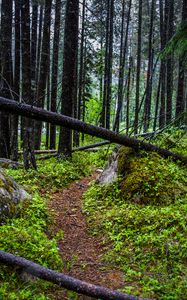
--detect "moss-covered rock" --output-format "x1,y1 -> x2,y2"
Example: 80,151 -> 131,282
0,168 -> 29,223
117,147 -> 187,206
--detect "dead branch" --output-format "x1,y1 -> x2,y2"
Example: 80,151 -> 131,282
0,251 -> 149,300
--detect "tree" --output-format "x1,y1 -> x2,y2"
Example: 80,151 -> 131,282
0,0 -> 13,158
100,0 -> 114,129
50,0 -> 62,150
35,0 -> 52,149
20,0 -> 36,169
176,0 -> 187,123
58,0 -> 79,156
134,0 -> 143,134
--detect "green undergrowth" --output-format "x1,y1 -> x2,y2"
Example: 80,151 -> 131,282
0,149 -> 110,299
0,193 -> 62,299
7,149 -> 110,194
83,133 -> 187,299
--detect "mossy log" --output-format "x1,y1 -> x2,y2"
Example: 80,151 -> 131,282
0,97 -> 186,164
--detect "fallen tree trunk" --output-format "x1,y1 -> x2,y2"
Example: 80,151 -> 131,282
0,251 -> 148,300
36,142 -> 111,160
0,97 -> 186,164
19,149 -> 57,155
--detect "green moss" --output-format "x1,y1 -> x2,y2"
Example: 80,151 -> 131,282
117,148 -> 186,206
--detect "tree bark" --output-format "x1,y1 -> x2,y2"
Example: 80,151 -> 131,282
35,0 -> 52,149
134,0 -> 143,134
50,0 -> 62,149
0,0 -> 13,158
143,0 -> 155,131
58,0 -> 79,157
20,0 -> 36,169
0,250 -> 146,300
114,0 -> 132,133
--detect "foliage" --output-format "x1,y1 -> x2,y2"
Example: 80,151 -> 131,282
83,132 -> 187,299
7,150 -> 109,194
0,193 -> 62,299
0,150 -> 110,299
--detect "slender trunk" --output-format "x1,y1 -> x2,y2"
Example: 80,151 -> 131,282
11,0 -> 20,161
126,57 -> 133,134
35,5 -> 44,93
100,0 -> 110,128
58,0 -> 79,156
50,0 -> 62,149
106,0 -> 114,130
134,0 -> 142,134
114,0 -> 132,132
31,2 -> 38,97
0,0 -> 13,158
35,0 -> 52,149
20,0 -> 36,169
74,0 -> 86,147
159,0 -> 166,128
144,0 -> 155,131
166,0 -> 174,124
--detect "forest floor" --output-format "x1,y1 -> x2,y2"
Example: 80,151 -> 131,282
47,172 -> 124,299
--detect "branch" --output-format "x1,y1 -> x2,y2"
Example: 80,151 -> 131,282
0,251 -> 149,300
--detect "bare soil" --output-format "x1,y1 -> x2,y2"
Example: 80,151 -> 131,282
47,172 -> 124,299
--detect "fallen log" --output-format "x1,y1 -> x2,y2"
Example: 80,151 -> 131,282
19,149 -> 57,155
0,97 -> 186,164
0,251 -> 149,300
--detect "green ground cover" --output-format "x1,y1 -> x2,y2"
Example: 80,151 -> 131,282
83,130 -> 187,299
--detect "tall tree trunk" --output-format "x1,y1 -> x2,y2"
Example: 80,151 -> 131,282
105,0 -> 114,130
20,0 -> 36,169
144,0 -> 155,131
74,0 -> 86,147
159,0 -> 166,128
35,0 -> 52,149
31,1 -> 38,98
58,0 -> 79,156
166,0 -> 174,124
134,0 -> 142,134
35,5 -> 44,93
0,0 -> 13,158
114,0 -> 132,132
11,0 -> 20,161
126,57 -> 133,134
100,0 -> 114,129
50,0 -> 62,150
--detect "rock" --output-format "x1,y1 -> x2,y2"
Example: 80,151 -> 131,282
97,147 -> 119,185
0,168 -> 30,223
0,158 -> 23,169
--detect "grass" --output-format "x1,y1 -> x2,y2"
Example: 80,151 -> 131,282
83,130 -> 187,299
0,148 -> 110,299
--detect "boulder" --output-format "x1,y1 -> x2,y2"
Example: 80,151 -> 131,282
0,168 -> 29,224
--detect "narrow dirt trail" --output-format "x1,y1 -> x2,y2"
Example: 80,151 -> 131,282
47,172 -> 124,299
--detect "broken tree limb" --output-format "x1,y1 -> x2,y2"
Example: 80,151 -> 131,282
19,141 -> 111,156
18,149 -> 57,155
0,251 -> 149,300
0,97 -> 186,164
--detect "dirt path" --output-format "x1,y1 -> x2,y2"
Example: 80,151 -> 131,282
47,172 -> 124,299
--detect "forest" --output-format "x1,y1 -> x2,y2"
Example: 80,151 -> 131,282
0,0 -> 187,299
